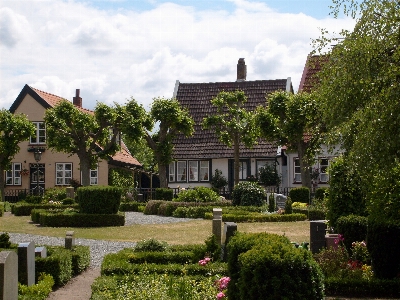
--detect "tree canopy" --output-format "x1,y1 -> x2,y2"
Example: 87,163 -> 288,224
143,97 -> 194,188
256,91 -> 322,188
202,90 -> 258,186
0,109 -> 35,200
313,0 -> 400,185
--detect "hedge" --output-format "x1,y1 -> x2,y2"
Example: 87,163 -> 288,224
336,214 -> 368,253
18,273 -> 54,300
77,186 -> 122,214
37,211 -> 125,227
12,203 -> 79,216
289,187 -> 310,204
204,212 -> 307,222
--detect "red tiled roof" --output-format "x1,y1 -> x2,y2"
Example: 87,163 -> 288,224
173,79 -> 290,159
298,55 -> 328,92
9,84 -> 141,168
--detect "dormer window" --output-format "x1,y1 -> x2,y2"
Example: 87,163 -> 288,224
30,122 -> 46,144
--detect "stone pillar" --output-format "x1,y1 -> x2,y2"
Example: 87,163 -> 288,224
66,186 -> 75,199
212,208 -> 223,245
65,231 -> 75,249
0,251 -> 18,300
18,242 -> 35,286
310,220 -> 327,254
35,246 -> 47,258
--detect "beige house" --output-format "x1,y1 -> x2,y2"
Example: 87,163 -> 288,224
5,84 -> 141,199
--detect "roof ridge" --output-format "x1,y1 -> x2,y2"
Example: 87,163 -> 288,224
29,85 -> 66,101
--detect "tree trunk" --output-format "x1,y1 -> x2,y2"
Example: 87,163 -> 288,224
158,163 -> 167,188
233,135 -> 240,186
297,142 -> 312,189
78,153 -> 92,186
0,167 -> 5,202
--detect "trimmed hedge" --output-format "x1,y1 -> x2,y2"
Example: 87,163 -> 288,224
18,273 -> 54,300
119,202 -> 143,212
144,200 -> 231,216
174,186 -> 220,203
227,232 -> 324,300
289,187 -> 310,204
336,214 -> 368,252
292,208 -> 326,220
12,203 -> 79,216
204,212 -> 307,222
37,211 -> 125,227
128,251 -> 194,264
77,186 -> 122,214
155,188 -> 174,201
71,246 -> 90,275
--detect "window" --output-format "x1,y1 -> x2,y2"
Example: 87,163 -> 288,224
169,162 -> 175,182
200,161 -> 209,181
177,161 -> 187,182
56,163 -> 72,185
188,161 -> 198,181
90,168 -> 98,185
30,122 -> 46,144
319,158 -> 329,183
6,163 -> 21,185
294,158 -> 301,183
256,160 -> 274,176
239,161 -> 248,180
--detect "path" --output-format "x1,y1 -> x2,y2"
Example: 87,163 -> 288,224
46,268 -> 100,300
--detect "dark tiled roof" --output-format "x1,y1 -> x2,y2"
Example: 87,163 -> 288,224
298,55 -> 328,92
173,79 -> 290,159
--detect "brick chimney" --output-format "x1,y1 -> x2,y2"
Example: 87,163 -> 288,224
73,89 -> 82,107
236,58 -> 247,82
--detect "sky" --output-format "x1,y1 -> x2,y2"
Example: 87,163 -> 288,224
0,0 -> 356,111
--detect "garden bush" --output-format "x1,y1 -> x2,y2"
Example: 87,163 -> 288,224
71,246 -> 90,275
0,232 -> 11,248
210,169 -> 228,192
77,186 -> 122,214
232,182 -> 265,206
155,188 -> 174,201
326,155 -> 366,229
258,164 -> 281,186
0,203 -> 4,217
204,212 -> 307,222
24,195 -> 43,204
314,187 -> 328,201
12,203 -> 79,216
18,273 -> 54,300
43,187 -> 67,202
62,197 -> 75,205
174,186 -> 219,203
289,187 -> 310,204
268,193 -> 275,212
336,214 -> 368,253
37,211 -> 125,227
134,238 -> 168,252
284,197 -> 293,214
144,200 -> 167,215
119,201 -> 143,212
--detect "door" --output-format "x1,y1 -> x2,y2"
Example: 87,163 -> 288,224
228,159 -> 250,190
30,163 -> 45,195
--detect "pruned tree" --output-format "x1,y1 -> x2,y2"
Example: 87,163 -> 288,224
256,91 -> 322,188
0,109 -> 35,201
142,97 -> 194,188
44,99 -> 150,186
202,90 -> 259,186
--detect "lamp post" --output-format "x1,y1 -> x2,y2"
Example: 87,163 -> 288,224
34,149 -> 42,195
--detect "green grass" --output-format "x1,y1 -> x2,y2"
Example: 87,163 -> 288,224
0,213 -> 310,245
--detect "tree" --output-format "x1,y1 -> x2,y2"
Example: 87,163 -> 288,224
143,97 -> 194,188
202,90 -> 259,186
0,110 -> 35,201
45,99 -> 150,186
256,91 -> 322,188
124,136 -> 157,173
313,0 -> 400,188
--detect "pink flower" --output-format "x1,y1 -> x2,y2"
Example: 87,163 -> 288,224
204,257 -> 211,262
217,292 -> 225,299
198,260 -> 207,266
218,277 -> 230,290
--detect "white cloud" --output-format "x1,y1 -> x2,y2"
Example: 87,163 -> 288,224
0,0 -> 355,110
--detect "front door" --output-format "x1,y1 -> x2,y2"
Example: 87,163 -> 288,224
228,159 -> 251,190
30,163 -> 45,195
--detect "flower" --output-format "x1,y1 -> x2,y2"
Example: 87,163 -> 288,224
216,292 -> 225,300
334,234 -> 344,245
218,277 -> 230,290
198,257 -> 211,266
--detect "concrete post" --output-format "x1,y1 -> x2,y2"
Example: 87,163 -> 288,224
18,242 -> 35,286
212,208 -> 223,245
0,251 -> 18,300
65,231 -> 75,249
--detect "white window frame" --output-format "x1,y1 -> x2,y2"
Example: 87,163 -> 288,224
177,161 -> 187,182
30,122 -> 46,144
6,163 -> 22,185
56,163 -> 72,185
319,158 -> 329,183
168,162 -> 175,182
200,161 -> 209,181
188,161 -> 198,182
239,161 -> 247,180
90,167 -> 98,185
294,158 -> 301,183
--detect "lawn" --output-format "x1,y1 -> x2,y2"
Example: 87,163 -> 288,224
0,213 -> 310,245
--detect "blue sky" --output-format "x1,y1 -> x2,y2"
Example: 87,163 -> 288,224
0,0 -> 354,110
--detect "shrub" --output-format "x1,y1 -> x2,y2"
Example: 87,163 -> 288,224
24,195 -> 43,204
128,251 -> 194,264
289,187 -> 310,204
134,238 -> 168,252
367,220 -> 400,279
155,188 -> 174,201
258,164 -> 281,186
62,197 -> 75,205
71,246 -> 90,275
268,193 -> 275,212
18,273 -> 54,300
210,169 -> 228,191
313,246 -> 349,278
308,207 -> 326,220
175,187 -> 219,203
12,203 -> 79,216
119,202 -> 141,212
314,187 -> 328,201
77,186 -> 122,214
0,203 -> 4,217
336,214 -> 368,253
284,197 -> 293,214
232,182 -> 265,206
326,155 -> 366,229
144,200 -> 166,215
108,168 -> 135,189
0,232 -> 11,248
43,187 -> 67,202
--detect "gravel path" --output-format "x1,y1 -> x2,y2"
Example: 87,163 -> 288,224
6,212 -> 196,268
